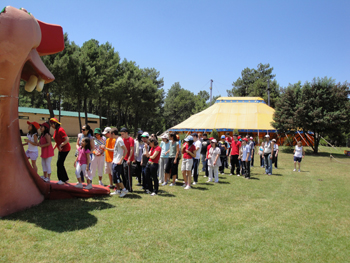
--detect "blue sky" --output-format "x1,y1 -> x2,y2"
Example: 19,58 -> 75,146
8,0 -> 350,97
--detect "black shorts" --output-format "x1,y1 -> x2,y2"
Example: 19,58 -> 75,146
165,157 -> 178,176
294,156 -> 302,163
112,163 -> 123,184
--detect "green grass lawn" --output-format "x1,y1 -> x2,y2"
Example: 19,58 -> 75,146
1,142 -> 350,262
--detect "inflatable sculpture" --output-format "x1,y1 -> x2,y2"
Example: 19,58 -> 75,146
0,7 -> 108,217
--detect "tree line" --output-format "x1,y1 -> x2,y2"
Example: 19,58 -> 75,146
19,34 -> 213,135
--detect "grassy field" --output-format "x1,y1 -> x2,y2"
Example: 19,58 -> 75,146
1,142 -> 350,262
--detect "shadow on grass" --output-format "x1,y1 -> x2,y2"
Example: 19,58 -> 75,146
4,199 -> 115,233
192,186 -> 209,191
123,193 -> 142,199
158,190 -> 176,197
273,173 -> 283,176
217,181 -> 230,184
219,177 -> 227,180
249,177 -> 260,180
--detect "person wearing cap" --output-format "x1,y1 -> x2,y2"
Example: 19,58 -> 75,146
120,128 -> 134,192
218,135 -> 229,174
159,134 -> 170,185
258,142 -> 265,168
101,127 -> 115,188
181,135 -> 196,189
23,121 -> 40,174
240,138 -> 251,179
249,136 -> 255,167
164,133 -> 180,186
191,133 -> 202,185
90,128 -> 106,186
263,134 -> 274,175
50,118 -> 71,185
38,122 -> 54,182
75,124 -> 94,183
107,128 -> 129,197
133,130 -> 144,186
140,132 -> 150,190
200,133 -> 210,174
230,134 -> 241,176
207,139 -> 221,183
272,139 -> 279,169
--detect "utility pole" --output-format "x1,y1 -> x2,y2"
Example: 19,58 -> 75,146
267,79 -> 270,106
210,79 -> 213,104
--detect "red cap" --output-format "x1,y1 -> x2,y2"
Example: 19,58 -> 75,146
27,121 -> 40,129
238,136 -> 241,139
209,137 -> 214,140
243,138 -> 248,142
40,122 -> 50,129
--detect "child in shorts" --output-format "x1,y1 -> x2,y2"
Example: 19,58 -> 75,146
23,121 -> 40,173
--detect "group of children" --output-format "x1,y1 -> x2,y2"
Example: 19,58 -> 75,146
23,122 -> 306,197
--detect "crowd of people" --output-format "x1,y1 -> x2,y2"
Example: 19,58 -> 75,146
22,119 -> 306,198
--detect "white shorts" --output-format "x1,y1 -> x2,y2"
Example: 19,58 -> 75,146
181,158 -> 193,171
104,161 -> 112,174
26,150 -> 38,161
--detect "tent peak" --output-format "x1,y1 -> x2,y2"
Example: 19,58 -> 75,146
215,97 -> 265,104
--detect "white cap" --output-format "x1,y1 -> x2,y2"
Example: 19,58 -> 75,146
102,127 -> 111,135
265,134 -> 270,138
211,139 -> 217,143
161,134 -> 169,139
141,132 -> 149,138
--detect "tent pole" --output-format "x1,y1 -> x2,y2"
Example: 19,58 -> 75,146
258,130 -> 260,144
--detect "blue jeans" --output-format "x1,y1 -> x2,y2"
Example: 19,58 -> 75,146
192,159 -> 200,182
201,154 -> 206,172
264,153 -> 272,174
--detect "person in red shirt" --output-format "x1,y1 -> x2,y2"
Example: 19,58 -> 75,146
230,134 -> 241,176
145,138 -> 161,196
181,135 -> 196,189
50,118 -> 71,185
225,132 -> 232,168
120,128 -> 134,192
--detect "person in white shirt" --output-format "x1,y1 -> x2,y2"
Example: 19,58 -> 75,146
207,139 -> 221,183
191,133 -> 202,185
106,128 -> 129,197
293,141 -> 305,172
263,135 -> 274,175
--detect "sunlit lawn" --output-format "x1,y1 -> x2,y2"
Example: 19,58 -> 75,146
1,141 -> 350,262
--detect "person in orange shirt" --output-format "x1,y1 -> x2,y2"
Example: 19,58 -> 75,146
101,127 -> 116,189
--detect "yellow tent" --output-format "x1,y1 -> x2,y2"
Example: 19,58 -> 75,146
169,97 -> 276,133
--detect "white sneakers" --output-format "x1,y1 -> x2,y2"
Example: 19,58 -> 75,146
161,182 -> 167,186
184,185 -> 191,190
192,182 -> 197,185
293,169 -> 296,172
206,180 -> 212,183
99,181 -> 105,186
119,189 -> 128,198
74,183 -> 83,188
85,184 -> 92,190
110,190 -> 121,196
57,180 -> 65,185
169,183 -> 175,186
151,192 -> 157,196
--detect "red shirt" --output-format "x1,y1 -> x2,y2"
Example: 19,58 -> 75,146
230,140 -> 241,156
206,144 -> 212,158
53,127 -> 71,152
225,136 -> 232,145
183,143 -> 196,159
149,146 -> 161,163
123,136 -> 135,161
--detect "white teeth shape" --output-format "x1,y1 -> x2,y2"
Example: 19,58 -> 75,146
24,75 -> 38,92
36,77 -> 45,92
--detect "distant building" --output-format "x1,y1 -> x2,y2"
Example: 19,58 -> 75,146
18,107 -> 106,137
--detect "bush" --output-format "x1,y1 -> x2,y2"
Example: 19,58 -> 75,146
210,129 -> 219,140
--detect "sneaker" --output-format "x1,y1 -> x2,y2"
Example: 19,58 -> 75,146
119,189 -> 129,198
145,189 -> 151,194
175,179 -> 178,182
159,180 -> 162,184
44,177 -> 50,183
182,183 -> 186,187
192,182 -> 197,185
99,181 -> 105,186
184,185 -> 191,190
237,174 -> 240,177
108,185 -> 115,189
85,184 -> 92,190
40,176 -> 45,180
293,169 -> 296,172
169,183 -> 175,186
206,180 -> 212,183
298,169 -> 301,172
57,180 -> 65,185
229,173 -> 233,176
245,177 -> 250,180
268,173 -> 271,176
74,183 -> 83,188
203,175 -> 207,177
110,190 -> 121,196
162,182 -> 167,186
150,192 -> 157,196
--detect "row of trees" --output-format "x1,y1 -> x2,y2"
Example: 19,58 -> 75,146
19,34 -> 214,135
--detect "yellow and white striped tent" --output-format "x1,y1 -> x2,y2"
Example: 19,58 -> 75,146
169,97 -> 276,133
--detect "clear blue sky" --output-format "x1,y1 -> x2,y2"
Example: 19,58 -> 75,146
8,0 -> 350,97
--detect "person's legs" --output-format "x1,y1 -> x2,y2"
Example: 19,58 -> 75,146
74,163 -> 84,185
193,159 -> 199,183
298,160 -> 301,171
205,158 -> 209,177
214,166 -> 219,182
97,156 -> 104,183
268,154 -> 272,174
208,166 -> 213,181
31,159 -> 38,173
230,155 -> 234,174
41,157 -> 48,178
57,151 -> 69,182
264,154 -> 269,174
201,154 -> 206,172
251,149 -> 254,166
158,158 -> 165,183
219,157 -> 224,173
275,154 -> 278,168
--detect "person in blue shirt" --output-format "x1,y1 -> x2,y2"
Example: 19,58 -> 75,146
240,138 -> 251,179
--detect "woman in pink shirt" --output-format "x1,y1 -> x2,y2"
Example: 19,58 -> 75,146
38,122 -> 54,183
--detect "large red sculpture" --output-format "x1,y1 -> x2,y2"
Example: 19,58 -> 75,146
0,7 -> 108,217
